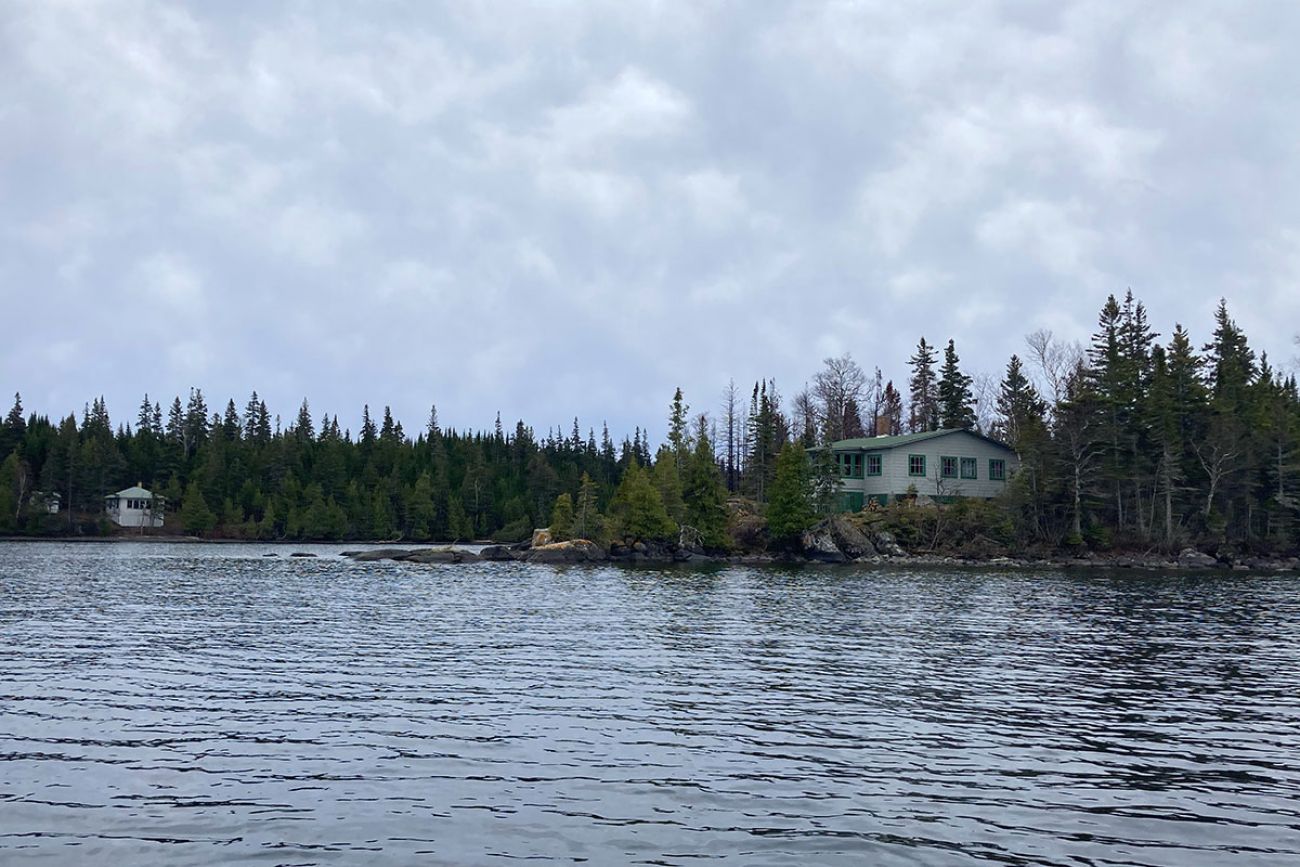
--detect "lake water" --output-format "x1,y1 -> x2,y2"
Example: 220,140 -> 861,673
2,542 -> 1298,865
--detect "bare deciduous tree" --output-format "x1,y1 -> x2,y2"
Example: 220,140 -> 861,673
813,354 -> 866,443
1025,329 -> 1083,410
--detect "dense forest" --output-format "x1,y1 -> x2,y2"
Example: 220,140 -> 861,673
2,292 -> 1298,555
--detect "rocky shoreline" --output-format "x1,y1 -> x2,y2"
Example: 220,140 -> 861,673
338,521 -> 1300,573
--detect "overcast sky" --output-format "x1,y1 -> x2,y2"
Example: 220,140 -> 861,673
3,1 -> 1298,442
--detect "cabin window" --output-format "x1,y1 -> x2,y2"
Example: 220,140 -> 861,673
961,457 -> 978,479
908,454 -> 926,477
836,452 -> 863,479
941,456 -> 958,479
866,453 -> 882,476
990,459 -> 1006,481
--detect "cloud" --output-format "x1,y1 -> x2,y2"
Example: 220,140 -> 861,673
2,1 -> 1297,443
270,201 -> 365,267
132,253 -> 205,310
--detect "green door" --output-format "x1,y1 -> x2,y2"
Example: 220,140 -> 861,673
839,491 -> 865,513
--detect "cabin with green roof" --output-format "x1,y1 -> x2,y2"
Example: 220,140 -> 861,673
824,429 -> 1019,511
105,484 -> 166,528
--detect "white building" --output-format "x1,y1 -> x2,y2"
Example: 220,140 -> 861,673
826,429 -> 1021,511
105,485 -> 165,528
29,491 -> 61,514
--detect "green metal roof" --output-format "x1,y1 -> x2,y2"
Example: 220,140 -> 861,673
108,485 -> 157,499
828,428 -> 1016,453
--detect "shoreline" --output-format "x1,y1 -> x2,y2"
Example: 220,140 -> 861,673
5,536 -> 1292,572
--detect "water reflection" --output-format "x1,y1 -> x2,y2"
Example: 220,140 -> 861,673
1,542 -> 1298,865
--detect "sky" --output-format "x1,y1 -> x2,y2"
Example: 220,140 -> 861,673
3,1 -> 1299,444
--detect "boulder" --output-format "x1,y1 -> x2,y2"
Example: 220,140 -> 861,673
1178,547 -> 1218,568
350,548 -> 416,562
872,530 -> 907,558
800,524 -> 847,563
478,545 -> 517,561
403,548 -> 460,564
403,547 -> 482,564
828,516 -> 876,558
290,552 -> 317,558
526,539 -> 607,564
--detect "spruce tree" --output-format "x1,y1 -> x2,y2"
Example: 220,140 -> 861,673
651,445 -> 686,523
667,388 -> 690,475
908,338 -> 939,432
766,443 -> 814,548
937,339 -> 976,430
180,480 -> 216,535
550,493 -> 574,541
575,472 -> 603,540
608,462 -> 675,543
683,431 -> 729,549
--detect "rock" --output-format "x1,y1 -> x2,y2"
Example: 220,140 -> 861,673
800,524 -> 847,563
402,547 -> 482,564
1178,547 -> 1218,568
526,539 -> 607,564
872,530 -> 907,558
828,516 -> 876,558
530,528 -> 553,548
262,552 -> 279,557
349,548 -> 416,562
478,545 -> 517,561
290,552 -> 317,558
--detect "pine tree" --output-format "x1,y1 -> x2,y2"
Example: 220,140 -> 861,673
766,443 -> 814,548
995,355 -> 1046,451
667,387 -> 690,475
550,493 -> 574,541
294,399 -> 315,442
651,445 -> 685,524
908,338 -> 939,432
607,462 -> 675,542
243,391 -> 262,440
0,393 -> 24,459
180,480 -> 216,535
880,382 -> 903,436
575,472 -> 603,540
683,430 -> 729,549
937,339 -> 976,429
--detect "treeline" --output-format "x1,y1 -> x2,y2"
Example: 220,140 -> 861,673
995,295 -> 1299,551
2,292 -> 1297,554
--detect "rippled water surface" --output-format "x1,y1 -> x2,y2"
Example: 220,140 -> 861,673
2,542 -> 1299,865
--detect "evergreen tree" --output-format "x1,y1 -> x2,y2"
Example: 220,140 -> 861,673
667,387 -> 690,475
683,431 -> 729,549
0,393 -> 24,459
880,382 -> 903,436
575,472 -> 603,540
908,338 -> 939,432
651,445 -> 686,524
607,462 -> 675,542
994,355 -> 1046,451
550,493 -> 574,541
766,443 -> 814,548
937,339 -> 976,429
180,480 -> 216,535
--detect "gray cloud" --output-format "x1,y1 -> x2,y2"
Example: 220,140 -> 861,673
3,1 -> 1298,440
